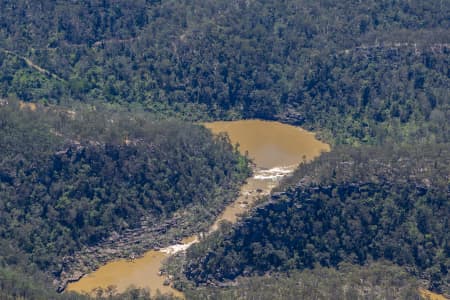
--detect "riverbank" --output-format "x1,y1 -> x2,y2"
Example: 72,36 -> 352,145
65,120 -> 330,296
65,166 -> 298,296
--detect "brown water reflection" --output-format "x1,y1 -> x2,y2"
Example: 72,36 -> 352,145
204,120 -> 330,169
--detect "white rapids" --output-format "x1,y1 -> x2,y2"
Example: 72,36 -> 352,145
159,239 -> 199,255
253,165 -> 297,181
159,166 -> 297,255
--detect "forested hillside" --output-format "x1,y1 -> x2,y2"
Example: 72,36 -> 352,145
185,262 -> 422,300
0,100 -> 249,294
0,0 -> 448,144
184,144 -> 450,294
0,0 -> 448,299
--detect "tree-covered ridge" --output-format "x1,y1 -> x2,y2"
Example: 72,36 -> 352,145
0,0 -> 448,144
1,0 -> 447,50
184,144 -> 450,294
0,101 -> 250,277
185,262 -> 422,300
277,143 -> 450,190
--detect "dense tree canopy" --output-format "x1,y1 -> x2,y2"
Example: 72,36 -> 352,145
0,0 -> 448,144
184,144 -> 450,294
185,262 -> 422,300
0,100 -> 249,283
0,0 -> 448,298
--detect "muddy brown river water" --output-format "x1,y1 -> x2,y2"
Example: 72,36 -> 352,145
66,120 -> 330,297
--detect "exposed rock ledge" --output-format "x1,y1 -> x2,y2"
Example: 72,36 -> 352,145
55,207 -> 219,293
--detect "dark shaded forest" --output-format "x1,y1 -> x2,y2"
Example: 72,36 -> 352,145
184,144 -> 450,294
185,262 -> 422,300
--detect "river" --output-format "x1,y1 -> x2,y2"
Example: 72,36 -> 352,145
66,120 -> 330,297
